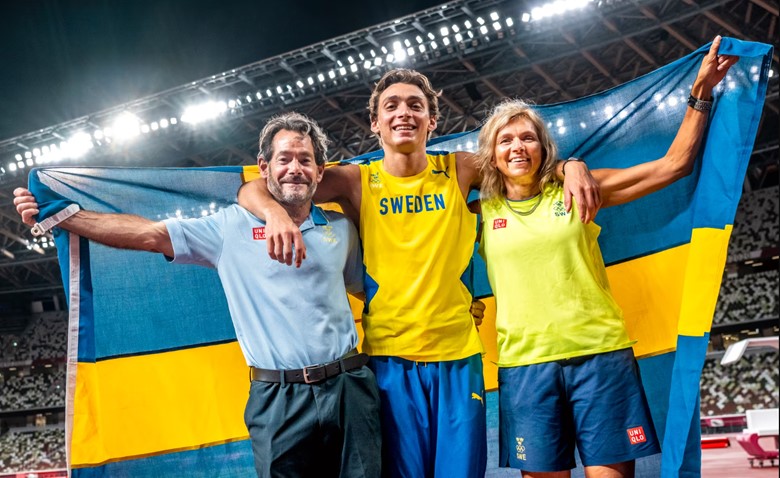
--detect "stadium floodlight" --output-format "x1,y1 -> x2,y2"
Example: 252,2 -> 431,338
476,16 -> 485,25
386,53 -> 395,63
24,151 -> 32,159
464,19 -> 473,29
94,129 -> 104,140
33,148 -> 41,157
160,119 -> 169,128
480,25 -> 488,35
14,153 -> 22,161
363,60 -> 372,69
455,33 -> 463,42
9,163 -> 17,172
350,64 -> 359,72
317,73 -> 325,82
452,25 -> 460,33
427,32 -> 435,40
26,158 -> 34,166
493,21 -> 502,31
256,91 -> 263,100
374,57 -> 382,66
348,55 -> 355,64
531,0 -> 591,20
416,35 -> 423,44
328,70 -> 336,79
490,12 -> 499,21
506,17 -> 514,27
180,101 -> 227,124
66,131 -> 94,159
430,41 -> 438,50
521,12 -> 531,22
112,112 -> 142,141
440,27 -> 449,37
442,37 -> 451,46
307,77 -> 314,85
276,85 -> 283,94
404,39 -> 412,47
418,44 -> 426,53
151,122 -> 159,131
369,49 -> 376,57
359,53 -> 365,60
141,124 -> 150,134
339,67 -> 347,76
296,80 -> 305,88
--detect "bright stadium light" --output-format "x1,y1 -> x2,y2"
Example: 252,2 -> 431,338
490,12 -> 499,21
24,151 -> 32,159
14,153 -> 21,161
180,101 -> 227,124
66,132 -> 94,159
160,118 -> 169,128
112,112 -> 142,141
531,0 -> 591,20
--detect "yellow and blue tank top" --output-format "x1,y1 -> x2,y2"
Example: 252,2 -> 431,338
479,183 -> 634,367
358,152 -> 483,361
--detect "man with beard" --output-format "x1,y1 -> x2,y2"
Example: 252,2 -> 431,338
13,112 -> 382,478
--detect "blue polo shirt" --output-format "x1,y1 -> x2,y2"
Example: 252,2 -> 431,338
163,204 -> 362,370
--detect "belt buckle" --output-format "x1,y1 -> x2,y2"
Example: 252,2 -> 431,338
302,364 -> 326,384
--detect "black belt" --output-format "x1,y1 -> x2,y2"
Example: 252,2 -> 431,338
250,351 -> 369,384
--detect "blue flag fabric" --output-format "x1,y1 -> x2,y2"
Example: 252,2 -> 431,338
28,38 -> 771,477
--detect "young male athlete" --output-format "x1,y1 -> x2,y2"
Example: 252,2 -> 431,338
239,70 -> 599,477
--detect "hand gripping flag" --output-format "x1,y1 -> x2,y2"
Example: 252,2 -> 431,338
28,38 -> 771,477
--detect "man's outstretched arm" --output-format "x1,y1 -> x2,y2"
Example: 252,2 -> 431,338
14,187 -> 173,257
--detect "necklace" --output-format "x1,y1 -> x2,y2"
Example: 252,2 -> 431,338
504,194 -> 542,217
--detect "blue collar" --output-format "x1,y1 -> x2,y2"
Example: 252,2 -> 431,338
310,203 -> 328,226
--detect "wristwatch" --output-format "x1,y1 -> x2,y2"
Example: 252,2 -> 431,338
562,157 -> 584,177
687,94 -> 713,112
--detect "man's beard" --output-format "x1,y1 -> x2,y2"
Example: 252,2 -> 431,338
267,176 -> 317,206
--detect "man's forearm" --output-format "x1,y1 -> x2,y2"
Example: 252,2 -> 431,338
61,210 -> 173,256
237,179 -> 287,221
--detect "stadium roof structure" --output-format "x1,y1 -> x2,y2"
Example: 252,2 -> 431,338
0,0 -> 777,314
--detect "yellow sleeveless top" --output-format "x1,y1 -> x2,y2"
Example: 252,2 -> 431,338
479,184 -> 634,367
358,152 -> 483,361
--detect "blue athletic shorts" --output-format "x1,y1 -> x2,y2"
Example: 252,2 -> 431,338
368,354 -> 487,478
498,348 -> 660,472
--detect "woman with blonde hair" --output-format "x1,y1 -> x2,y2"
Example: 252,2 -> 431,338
475,37 -> 736,478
